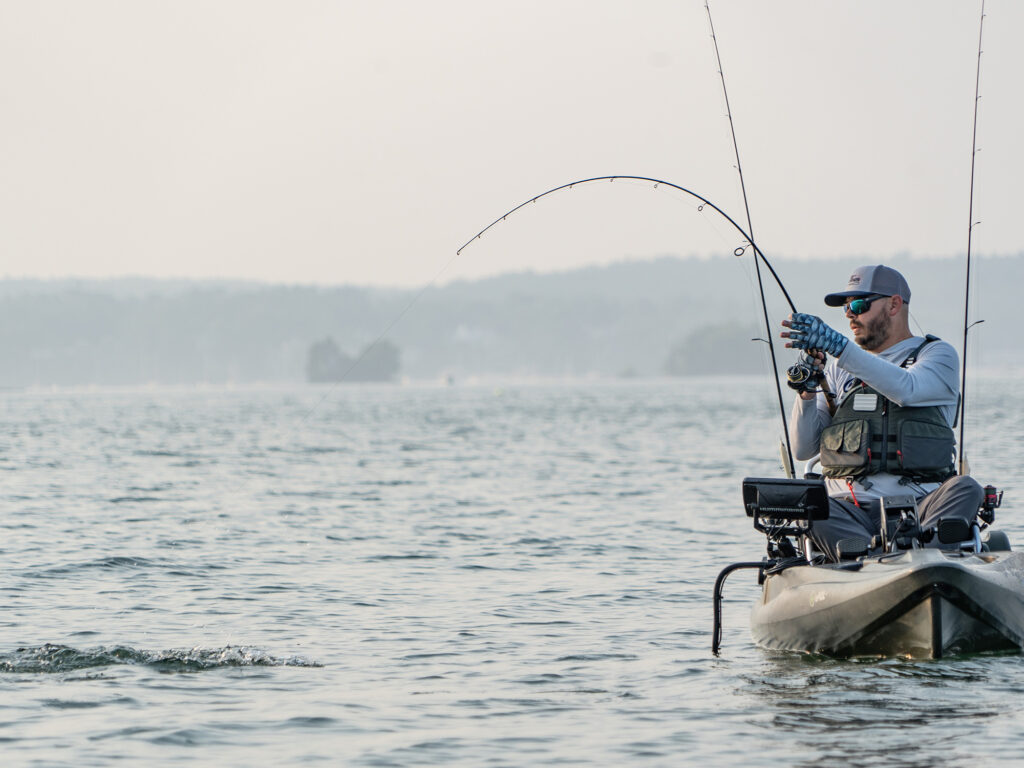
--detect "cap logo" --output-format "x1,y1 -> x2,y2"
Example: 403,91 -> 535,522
848,274 -> 861,286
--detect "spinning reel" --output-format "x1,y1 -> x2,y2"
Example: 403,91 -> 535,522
785,353 -> 824,395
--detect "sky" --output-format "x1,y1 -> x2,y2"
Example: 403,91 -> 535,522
1,0 -> 1020,287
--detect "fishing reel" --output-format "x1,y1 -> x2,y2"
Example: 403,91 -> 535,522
980,484 -> 1003,525
785,353 -> 824,395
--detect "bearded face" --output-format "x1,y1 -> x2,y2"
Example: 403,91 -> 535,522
850,304 -> 892,351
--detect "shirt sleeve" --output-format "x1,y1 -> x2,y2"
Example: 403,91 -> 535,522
788,381 -> 834,461
835,338 -> 959,407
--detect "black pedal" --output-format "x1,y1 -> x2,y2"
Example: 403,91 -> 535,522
937,518 -> 972,544
836,536 -> 869,560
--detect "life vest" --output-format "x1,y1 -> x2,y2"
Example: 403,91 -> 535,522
819,335 -> 956,483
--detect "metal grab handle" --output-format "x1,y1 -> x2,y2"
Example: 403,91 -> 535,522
712,561 -> 767,655
803,454 -> 821,478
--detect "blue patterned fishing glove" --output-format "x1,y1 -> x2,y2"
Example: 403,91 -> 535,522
785,313 -> 847,357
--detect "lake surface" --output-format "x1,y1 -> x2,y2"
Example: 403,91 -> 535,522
1,378 -> 1022,766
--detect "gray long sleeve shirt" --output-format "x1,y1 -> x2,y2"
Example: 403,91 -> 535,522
789,334 -> 960,501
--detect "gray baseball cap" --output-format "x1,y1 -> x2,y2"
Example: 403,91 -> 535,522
823,264 -> 911,306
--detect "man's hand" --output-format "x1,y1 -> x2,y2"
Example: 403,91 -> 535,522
781,313 -> 848,357
804,349 -> 826,369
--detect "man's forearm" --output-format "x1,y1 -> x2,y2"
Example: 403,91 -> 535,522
789,393 -> 829,461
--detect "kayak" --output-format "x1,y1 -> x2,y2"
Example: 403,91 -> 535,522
752,548 -> 1024,658
713,476 -> 1024,658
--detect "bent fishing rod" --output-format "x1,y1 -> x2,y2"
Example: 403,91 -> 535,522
457,176 -> 793,306
457,174 -> 802,472
959,0 -> 986,476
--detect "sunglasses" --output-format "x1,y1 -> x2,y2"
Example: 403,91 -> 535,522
844,294 -> 887,316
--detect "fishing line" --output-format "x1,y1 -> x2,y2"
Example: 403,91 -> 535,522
908,308 -> 926,338
958,0 -> 986,475
705,0 -> 794,475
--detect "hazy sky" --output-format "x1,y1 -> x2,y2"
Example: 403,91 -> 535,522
1,1 -> 1020,287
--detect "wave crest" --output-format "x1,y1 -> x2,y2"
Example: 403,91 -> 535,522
0,644 -> 321,673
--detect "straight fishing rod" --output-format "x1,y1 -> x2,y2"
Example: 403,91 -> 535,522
705,1 -> 800,476
959,0 -> 986,476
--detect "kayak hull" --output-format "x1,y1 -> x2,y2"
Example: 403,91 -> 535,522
751,548 -> 1024,658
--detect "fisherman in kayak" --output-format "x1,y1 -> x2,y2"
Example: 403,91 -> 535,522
780,264 -> 983,562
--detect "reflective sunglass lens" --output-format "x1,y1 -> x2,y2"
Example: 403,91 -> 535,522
845,295 -> 883,315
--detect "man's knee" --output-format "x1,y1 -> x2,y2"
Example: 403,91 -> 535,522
920,474 -> 984,525
944,474 -> 985,505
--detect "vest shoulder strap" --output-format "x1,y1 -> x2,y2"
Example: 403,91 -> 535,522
901,334 -> 940,369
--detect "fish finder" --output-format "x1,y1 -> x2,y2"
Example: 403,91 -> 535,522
742,477 -> 829,538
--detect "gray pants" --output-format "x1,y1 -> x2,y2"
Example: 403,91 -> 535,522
808,475 -> 984,562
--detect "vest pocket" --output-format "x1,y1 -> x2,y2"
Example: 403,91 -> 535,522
821,419 -> 869,477
897,420 -> 954,474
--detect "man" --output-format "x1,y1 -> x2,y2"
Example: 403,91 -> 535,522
780,264 -> 983,561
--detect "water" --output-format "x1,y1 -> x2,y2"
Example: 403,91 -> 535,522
1,378 -> 1023,766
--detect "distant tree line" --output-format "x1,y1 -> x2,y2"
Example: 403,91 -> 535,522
0,254 -> 1020,386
